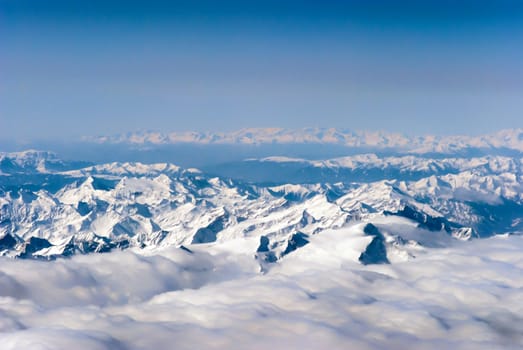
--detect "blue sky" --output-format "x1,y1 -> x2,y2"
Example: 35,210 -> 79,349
1,0 -> 523,141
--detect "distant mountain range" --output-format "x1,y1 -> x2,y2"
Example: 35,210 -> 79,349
83,128 -> 523,154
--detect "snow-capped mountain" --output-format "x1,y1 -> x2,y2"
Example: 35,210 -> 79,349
1,150 -> 522,263
83,128 -> 523,155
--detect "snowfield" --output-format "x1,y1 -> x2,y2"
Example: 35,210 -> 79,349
0,233 -> 522,349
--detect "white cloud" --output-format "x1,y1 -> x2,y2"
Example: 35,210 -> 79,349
0,234 -> 522,349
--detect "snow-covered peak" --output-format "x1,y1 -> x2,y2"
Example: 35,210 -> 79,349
64,162 -> 185,177
1,149 -> 522,262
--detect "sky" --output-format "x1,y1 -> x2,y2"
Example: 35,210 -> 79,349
1,0 -> 523,141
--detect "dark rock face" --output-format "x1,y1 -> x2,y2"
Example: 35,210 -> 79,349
18,237 -> 52,258
359,223 -> 389,265
0,234 -> 17,251
15,234 -> 135,260
363,223 -> 381,236
255,236 -> 277,263
282,232 -> 309,257
77,201 -> 92,216
299,210 -> 317,227
386,206 -> 449,232
263,252 -> 278,263
61,238 -> 77,257
192,213 -> 228,244
91,177 -> 118,191
113,238 -> 130,250
256,236 -> 270,253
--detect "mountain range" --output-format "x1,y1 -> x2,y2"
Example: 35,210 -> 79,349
83,128 -> 523,155
1,148 -> 522,264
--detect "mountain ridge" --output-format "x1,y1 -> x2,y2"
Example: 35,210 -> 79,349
2,150 -> 522,263
82,128 -> 523,154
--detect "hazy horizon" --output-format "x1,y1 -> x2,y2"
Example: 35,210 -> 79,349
2,125 -> 523,149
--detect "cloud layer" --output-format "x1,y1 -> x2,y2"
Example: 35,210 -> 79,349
1,234 -> 522,349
